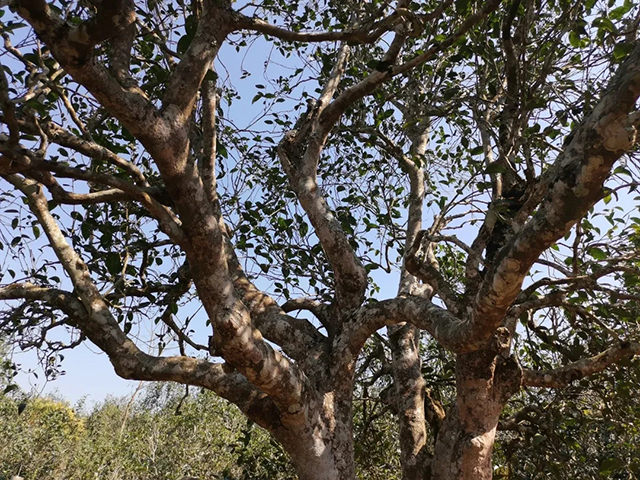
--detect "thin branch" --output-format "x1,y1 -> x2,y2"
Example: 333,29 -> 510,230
232,6 -> 415,44
0,60 -> 20,147
281,297 -> 331,330
535,258 -> 574,277
405,231 -> 462,314
12,117 -> 147,184
0,141 -> 185,244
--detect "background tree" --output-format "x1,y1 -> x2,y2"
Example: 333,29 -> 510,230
1,0 -> 640,479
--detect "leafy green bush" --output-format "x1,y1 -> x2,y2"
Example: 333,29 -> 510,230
0,383 -> 296,480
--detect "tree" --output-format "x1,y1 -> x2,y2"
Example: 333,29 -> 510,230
1,0 -> 640,478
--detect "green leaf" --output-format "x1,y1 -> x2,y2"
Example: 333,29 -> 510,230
81,222 -> 92,240
177,32 -> 195,55
588,247 -> 607,260
204,70 -> 218,82
610,4 -> 632,20
106,253 -> 122,276
596,17 -> 617,34
470,146 -> 484,156
569,31 -> 581,48
613,42 -> 634,61
532,434 -> 547,446
484,163 -> 509,174
455,0 -> 471,15
2,384 -> 18,395
600,457 -> 625,474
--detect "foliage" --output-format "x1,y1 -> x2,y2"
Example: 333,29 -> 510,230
493,358 -> 640,478
1,0 -> 640,478
2,377 -> 640,479
0,383 -> 295,480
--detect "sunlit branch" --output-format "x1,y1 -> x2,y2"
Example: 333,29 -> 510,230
523,341 -> 640,388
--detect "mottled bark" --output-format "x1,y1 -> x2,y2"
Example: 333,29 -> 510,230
390,119 -> 430,480
389,324 -> 429,480
282,392 -> 356,480
433,347 -> 522,480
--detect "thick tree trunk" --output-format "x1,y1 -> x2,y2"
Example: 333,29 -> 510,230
431,400 -> 500,479
279,392 -> 357,480
431,347 -> 521,480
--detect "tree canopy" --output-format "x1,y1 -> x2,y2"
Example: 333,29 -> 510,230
1,0 -> 640,479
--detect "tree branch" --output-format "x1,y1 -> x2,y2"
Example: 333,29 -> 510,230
522,341 -> 640,388
232,8 -> 403,44
281,297 -> 331,331
0,281 -> 282,430
462,42 -> 640,351
13,116 -> 148,185
341,296 -> 464,359
0,60 -> 20,147
162,1 -> 231,120
278,44 -> 368,317
318,0 -> 502,133
405,231 -> 462,314
15,0 -> 160,144
225,245 -> 327,366
199,77 -> 218,205
0,141 -> 186,244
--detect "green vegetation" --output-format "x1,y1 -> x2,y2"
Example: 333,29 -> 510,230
0,384 -> 296,480
2,368 -> 640,480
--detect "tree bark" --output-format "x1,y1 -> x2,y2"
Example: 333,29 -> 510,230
432,347 -> 521,480
279,392 -> 356,480
389,324 -> 429,480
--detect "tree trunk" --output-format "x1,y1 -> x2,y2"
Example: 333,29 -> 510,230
431,400 -> 500,480
432,347 -> 521,480
389,324 -> 430,480
279,391 -> 357,480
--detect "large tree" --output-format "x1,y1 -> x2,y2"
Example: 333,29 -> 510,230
1,0 -> 640,478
